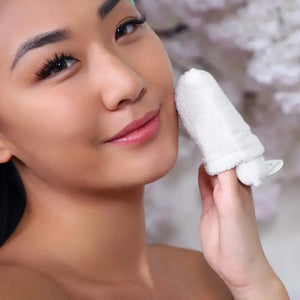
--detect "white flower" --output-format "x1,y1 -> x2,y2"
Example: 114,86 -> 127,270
274,91 -> 300,114
248,30 -> 300,87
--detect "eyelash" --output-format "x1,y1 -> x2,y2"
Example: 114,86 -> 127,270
35,13 -> 147,80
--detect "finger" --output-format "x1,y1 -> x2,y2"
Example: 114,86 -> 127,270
214,168 -> 256,218
217,167 -> 254,202
211,168 -> 245,217
198,164 -> 211,198
198,164 -> 215,214
216,167 -> 239,195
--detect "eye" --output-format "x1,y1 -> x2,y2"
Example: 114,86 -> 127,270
115,13 -> 147,40
35,52 -> 79,80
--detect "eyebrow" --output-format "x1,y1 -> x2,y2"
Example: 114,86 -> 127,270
10,0 -> 121,72
98,0 -> 121,19
10,29 -> 71,71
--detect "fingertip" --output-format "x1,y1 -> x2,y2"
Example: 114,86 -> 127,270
198,163 -> 205,172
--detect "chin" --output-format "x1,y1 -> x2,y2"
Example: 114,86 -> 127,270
142,108 -> 179,184
142,134 -> 179,185
98,142 -> 178,192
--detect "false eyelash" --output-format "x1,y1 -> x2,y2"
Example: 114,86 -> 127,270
116,13 -> 147,38
35,52 -> 75,80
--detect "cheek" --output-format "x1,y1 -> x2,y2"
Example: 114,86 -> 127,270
5,90 -> 99,161
3,90 -> 104,189
131,30 -> 174,95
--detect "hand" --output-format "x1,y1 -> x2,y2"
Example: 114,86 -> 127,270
197,164 -> 288,298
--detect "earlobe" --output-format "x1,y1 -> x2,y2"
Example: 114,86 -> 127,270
0,140 -> 13,163
0,148 -> 12,163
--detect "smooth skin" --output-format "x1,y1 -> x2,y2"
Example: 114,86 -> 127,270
0,0 -> 289,299
198,165 -> 289,299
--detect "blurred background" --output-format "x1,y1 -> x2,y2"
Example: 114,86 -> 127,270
135,0 -> 300,298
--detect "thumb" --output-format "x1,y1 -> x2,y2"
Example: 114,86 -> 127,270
198,164 -> 216,214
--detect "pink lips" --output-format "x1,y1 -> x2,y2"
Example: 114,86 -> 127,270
105,109 -> 160,145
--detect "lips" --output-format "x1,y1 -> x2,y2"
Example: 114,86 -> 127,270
105,109 -> 160,142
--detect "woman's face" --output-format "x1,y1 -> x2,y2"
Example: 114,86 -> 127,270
0,0 -> 178,194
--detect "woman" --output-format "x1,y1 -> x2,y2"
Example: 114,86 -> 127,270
0,0 -> 289,299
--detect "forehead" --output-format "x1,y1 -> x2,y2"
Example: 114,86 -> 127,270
0,0 -> 131,25
0,1 -> 84,68
0,0 -> 131,71
0,0 -> 131,43
0,0 -> 97,31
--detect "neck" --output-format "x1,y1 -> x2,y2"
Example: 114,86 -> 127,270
8,182 -> 155,289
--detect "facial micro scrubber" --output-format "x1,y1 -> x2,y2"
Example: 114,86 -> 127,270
175,68 -> 284,187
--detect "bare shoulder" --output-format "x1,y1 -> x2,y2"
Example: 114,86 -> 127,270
148,243 -> 234,299
0,264 -> 69,299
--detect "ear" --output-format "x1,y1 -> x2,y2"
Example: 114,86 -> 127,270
0,137 -> 13,163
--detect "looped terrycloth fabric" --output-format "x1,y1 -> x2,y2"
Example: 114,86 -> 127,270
174,68 -> 284,187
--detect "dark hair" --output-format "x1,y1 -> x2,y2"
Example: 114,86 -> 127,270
0,160 -> 26,246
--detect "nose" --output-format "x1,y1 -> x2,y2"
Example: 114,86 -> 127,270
91,49 -> 147,111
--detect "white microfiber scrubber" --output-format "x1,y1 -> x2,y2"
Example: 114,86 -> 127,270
175,68 -> 284,187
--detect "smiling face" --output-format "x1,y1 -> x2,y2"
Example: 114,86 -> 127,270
0,0 -> 178,195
